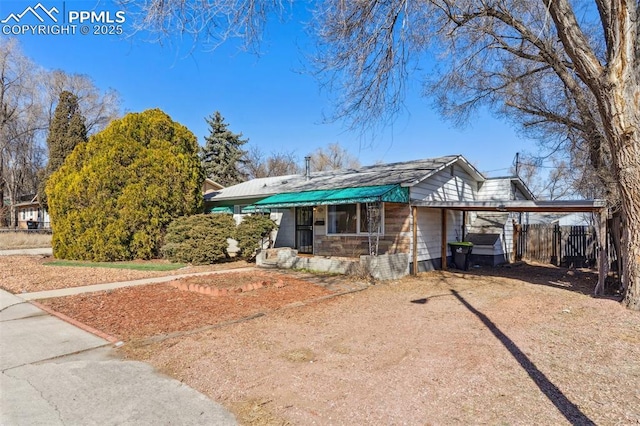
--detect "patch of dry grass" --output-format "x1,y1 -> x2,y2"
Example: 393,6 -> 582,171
0,232 -> 51,250
231,399 -> 290,426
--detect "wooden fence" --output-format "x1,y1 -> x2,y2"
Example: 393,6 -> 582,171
516,224 -> 598,267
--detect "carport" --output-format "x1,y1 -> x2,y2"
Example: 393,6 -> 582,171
409,199 -> 608,293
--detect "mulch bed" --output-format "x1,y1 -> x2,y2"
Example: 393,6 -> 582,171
40,272 -> 334,341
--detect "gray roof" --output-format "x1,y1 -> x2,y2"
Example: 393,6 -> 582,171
204,175 -> 302,202
206,155 -> 483,203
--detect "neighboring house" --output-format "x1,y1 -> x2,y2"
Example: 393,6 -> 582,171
202,178 -> 224,195
15,194 -> 50,230
205,155 -> 535,275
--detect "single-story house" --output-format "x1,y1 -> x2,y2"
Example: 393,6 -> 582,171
204,155 -> 540,276
15,194 -> 50,230
207,155 -> 607,289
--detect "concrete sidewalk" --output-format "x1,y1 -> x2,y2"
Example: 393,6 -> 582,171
20,267 -> 256,300
0,248 -> 52,256
0,290 -> 236,425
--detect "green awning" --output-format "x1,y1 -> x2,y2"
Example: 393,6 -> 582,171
208,206 -> 233,214
254,184 -> 409,208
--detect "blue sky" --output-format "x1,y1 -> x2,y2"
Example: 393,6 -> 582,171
2,0 -> 536,177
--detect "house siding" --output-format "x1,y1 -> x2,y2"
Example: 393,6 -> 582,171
477,179 -> 512,201
479,178 -> 530,201
412,208 -> 463,267
409,165 -> 478,269
410,165 -> 476,202
271,208 -> 295,248
514,185 -> 529,200
476,178 -> 529,263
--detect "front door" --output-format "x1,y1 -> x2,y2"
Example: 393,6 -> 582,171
296,206 -> 313,254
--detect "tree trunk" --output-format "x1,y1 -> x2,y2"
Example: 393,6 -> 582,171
0,187 -> 5,227
593,210 -> 608,295
610,213 -> 623,288
546,0 -> 639,309
600,83 -> 640,309
616,147 -> 640,309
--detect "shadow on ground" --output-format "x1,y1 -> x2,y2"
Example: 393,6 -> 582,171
447,261 -> 621,297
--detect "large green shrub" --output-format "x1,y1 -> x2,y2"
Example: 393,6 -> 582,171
235,214 -> 277,259
161,214 -> 236,264
47,109 -> 204,261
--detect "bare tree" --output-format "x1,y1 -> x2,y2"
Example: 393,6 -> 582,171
512,154 -> 578,200
0,39 -> 46,227
3,116 -> 45,225
44,70 -> 120,135
0,38 -> 121,227
243,146 -> 301,179
120,0 -> 639,308
119,0 -> 289,51
308,142 -> 360,171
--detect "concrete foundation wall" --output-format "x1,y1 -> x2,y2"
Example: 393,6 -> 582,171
360,253 -> 409,280
410,257 -> 448,273
257,248 -> 409,281
257,248 -> 360,275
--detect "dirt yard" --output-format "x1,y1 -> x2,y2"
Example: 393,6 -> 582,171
7,256 -> 640,425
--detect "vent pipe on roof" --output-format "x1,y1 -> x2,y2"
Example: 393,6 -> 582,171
305,156 -> 311,181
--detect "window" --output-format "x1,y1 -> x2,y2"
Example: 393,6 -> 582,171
327,203 -> 384,235
327,204 -> 357,234
360,203 -> 382,233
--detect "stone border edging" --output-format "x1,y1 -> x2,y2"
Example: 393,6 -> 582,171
168,278 -> 285,296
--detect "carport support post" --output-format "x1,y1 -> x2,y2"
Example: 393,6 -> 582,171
461,211 -> 466,241
594,208 -> 608,295
412,206 -> 418,276
441,209 -> 447,271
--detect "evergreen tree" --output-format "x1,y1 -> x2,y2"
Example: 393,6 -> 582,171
39,91 -> 87,210
200,111 -> 248,186
46,109 -> 204,261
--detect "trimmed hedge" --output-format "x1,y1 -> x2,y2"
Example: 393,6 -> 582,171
235,214 -> 277,258
161,214 -> 236,264
162,213 -> 277,264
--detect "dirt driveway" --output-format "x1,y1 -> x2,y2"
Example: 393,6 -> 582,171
6,256 -> 640,425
